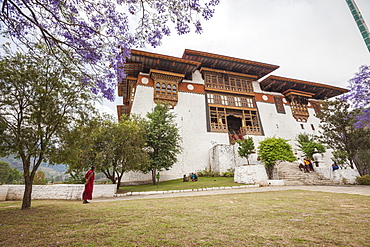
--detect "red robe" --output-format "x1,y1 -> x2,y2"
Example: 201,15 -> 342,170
82,170 -> 95,200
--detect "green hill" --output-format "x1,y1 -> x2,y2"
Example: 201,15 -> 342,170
0,156 -> 67,180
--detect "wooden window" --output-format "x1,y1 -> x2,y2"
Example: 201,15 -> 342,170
208,107 -> 262,135
214,95 -> 222,104
240,97 -> 254,108
154,81 -> 178,106
207,94 -> 214,104
290,100 -> 309,122
240,110 -> 261,135
209,107 -> 227,132
207,93 -> 255,109
227,96 -> 235,106
204,72 -> 253,93
235,97 -> 241,107
311,102 -> 321,115
274,97 -> 286,114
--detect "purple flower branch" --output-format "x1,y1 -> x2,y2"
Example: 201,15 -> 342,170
342,65 -> 370,128
0,0 -> 220,101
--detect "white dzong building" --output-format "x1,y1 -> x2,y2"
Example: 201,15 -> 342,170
117,49 -> 354,184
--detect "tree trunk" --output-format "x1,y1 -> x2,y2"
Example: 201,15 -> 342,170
151,169 -> 157,185
22,176 -> 32,210
265,165 -> 274,180
116,172 -> 124,190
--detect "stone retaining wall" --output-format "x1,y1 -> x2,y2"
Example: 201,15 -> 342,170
0,184 -> 116,201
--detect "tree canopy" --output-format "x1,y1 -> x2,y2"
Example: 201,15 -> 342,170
0,45 -> 97,209
258,137 -> 296,179
342,65 -> 370,128
236,137 -> 255,165
0,0 -> 220,100
317,99 -> 370,175
56,114 -> 149,189
144,104 -> 182,184
296,133 -> 326,160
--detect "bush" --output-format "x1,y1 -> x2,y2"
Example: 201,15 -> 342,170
197,169 -> 218,177
258,137 -> 296,179
356,175 -> 370,185
221,168 -> 235,177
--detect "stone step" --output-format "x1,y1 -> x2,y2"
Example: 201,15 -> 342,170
276,162 -> 340,186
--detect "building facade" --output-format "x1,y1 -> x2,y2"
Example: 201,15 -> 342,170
117,49 -> 348,183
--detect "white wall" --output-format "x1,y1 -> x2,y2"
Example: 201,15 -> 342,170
126,71 -> 230,182
2,184 -> 116,201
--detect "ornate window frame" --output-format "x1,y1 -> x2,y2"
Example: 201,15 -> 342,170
150,69 -> 184,107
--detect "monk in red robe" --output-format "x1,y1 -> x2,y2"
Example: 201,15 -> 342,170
82,166 -> 95,204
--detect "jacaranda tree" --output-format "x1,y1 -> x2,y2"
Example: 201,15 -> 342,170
342,65 -> 370,128
0,0 -> 220,101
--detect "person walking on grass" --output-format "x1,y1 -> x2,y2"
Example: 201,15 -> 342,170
82,166 -> 95,204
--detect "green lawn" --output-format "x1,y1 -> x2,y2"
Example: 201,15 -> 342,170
118,176 -> 238,193
1,190 -> 369,246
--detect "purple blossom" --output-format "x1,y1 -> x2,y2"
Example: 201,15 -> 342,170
342,65 -> 370,128
0,0 -> 220,101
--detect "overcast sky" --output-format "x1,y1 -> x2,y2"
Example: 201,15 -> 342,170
99,0 -> 370,115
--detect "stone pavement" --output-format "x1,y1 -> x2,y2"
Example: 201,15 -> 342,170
93,185 -> 370,203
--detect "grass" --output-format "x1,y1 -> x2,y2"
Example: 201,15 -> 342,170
118,177 -> 238,193
1,190 -> 370,246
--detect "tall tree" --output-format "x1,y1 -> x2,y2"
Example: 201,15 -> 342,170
144,104 -> 182,185
0,0 -> 220,100
317,99 -> 370,174
0,45 -> 96,209
342,65 -> 370,128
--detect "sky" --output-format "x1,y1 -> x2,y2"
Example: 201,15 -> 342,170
98,0 -> 370,115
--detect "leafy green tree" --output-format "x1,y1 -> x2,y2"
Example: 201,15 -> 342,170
33,171 -> 46,185
237,137 -> 255,165
0,161 -> 10,184
95,115 -> 149,189
144,104 -> 182,185
317,99 -> 370,174
0,45 -> 97,209
296,133 -> 326,159
258,137 -> 296,179
7,167 -> 23,184
56,114 -> 149,189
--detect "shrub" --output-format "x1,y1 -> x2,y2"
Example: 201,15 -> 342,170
197,169 -> 218,177
296,133 -> 326,160
258,137 -> 296,179
221,168 -> 235,177
356,175 -> 370,185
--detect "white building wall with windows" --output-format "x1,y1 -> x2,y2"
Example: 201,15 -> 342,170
124,70 -> 340,183
123,71 -> 229,182
117,49 -> 354,184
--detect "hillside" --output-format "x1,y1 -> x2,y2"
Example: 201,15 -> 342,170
0,156 -> 67,180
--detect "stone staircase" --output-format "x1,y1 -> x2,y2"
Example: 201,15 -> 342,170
275,161 -> 341,185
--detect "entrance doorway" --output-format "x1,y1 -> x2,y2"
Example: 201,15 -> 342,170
227,115 -> 242,134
